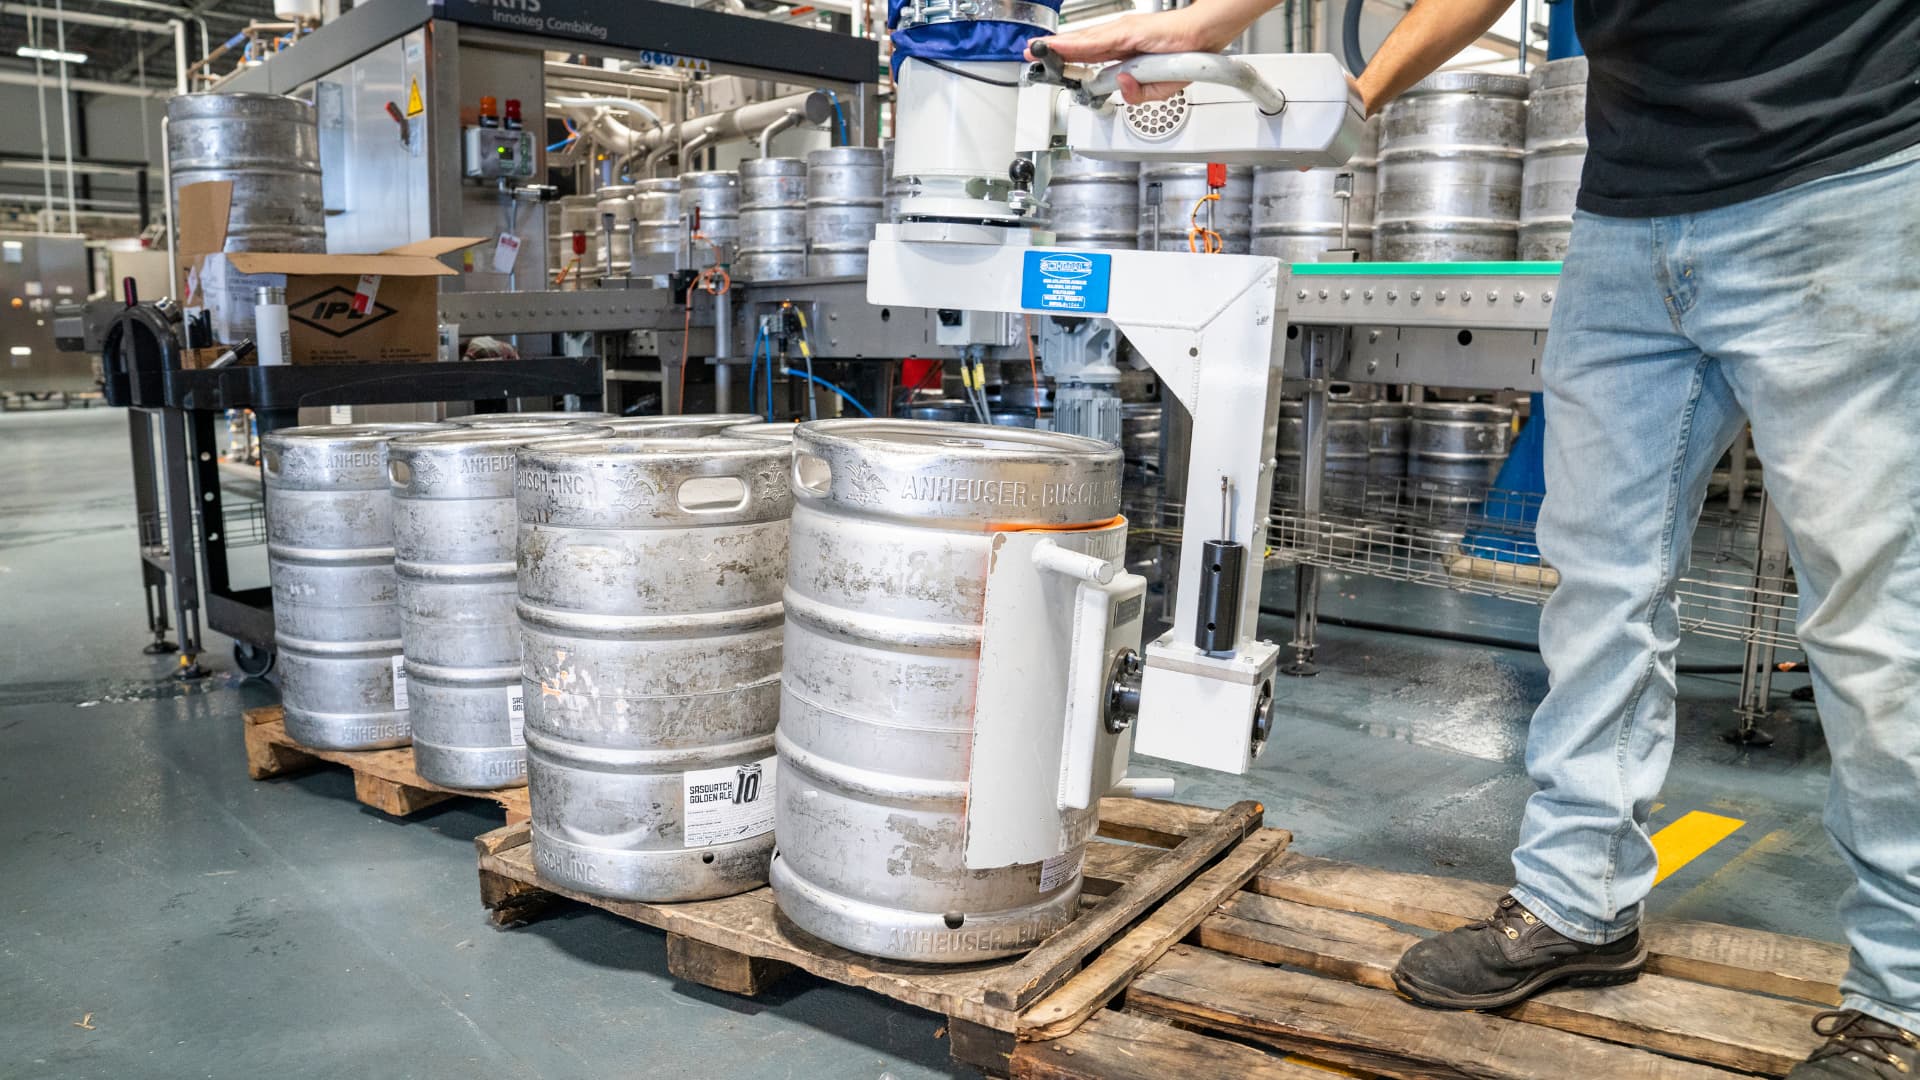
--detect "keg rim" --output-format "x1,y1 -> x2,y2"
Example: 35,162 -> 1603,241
739,157 -> 809,173
806,146 -> 886,164
389,423 -> 609,451
720,421 -> 801,441
678,169 -> 742,186
1398,70 -> 1531,100
632,177 -> 682,191
798,417 -> 1118,459
263,421 -> 444,445
1410,401 -> 1515,423
519,433 -> 782,460
1530,55 -> 1590,93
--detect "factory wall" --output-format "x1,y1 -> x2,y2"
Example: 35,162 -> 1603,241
0,84 -> 165,231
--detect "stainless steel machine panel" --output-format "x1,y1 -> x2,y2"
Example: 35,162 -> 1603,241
0,233 -> 92,394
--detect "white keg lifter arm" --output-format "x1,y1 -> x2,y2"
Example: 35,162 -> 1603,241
869,51 -> 1362,775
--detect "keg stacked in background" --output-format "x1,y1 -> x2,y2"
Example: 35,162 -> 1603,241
736,158 -> 809,281
807,147 -> 887,276
167,92 -> 325,254
387,423 -> 610,791
1046,151 -> 1140,249
598,412 -> 760,437
632,178 -> 684,262
453,411 -> 614,428
594,184 -> 638,275
1376,72 -> 1530,261
1520,57 -> 1589,261
1277,399 -> 1373,509
1138,165 -> 1253,252
1408,402 -> 1515,506
263,423 -> 442,751
679,171 -> 741,256
516,436 -> 792,902
1367,402 -> 1411,486
1252,115 -> 1380,263
772,421 -> 1122,963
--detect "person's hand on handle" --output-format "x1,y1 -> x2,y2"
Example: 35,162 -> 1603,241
1025,1 -> 1264,104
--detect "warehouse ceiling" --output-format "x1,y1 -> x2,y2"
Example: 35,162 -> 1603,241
0,0 -> 279,95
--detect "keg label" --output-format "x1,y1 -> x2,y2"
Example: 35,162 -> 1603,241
682,755 -> 777,848
506,683 -> 525,746
1021,250 -> 1111,314
391,655 -> 410,710
1039,848 -> 1083,892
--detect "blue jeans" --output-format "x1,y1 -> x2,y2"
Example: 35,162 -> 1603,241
1510,138 -> 1920,1032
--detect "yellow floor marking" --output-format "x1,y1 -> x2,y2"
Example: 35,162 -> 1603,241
1651,801 -> 1666,814
1650,810 -> 1746,886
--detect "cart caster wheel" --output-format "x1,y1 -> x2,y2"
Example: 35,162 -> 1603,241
172,658 -> 212,682
143,639 -> 179,655
233,642 -> 276,679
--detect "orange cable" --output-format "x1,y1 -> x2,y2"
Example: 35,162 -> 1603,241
1024,314 -> 1044,420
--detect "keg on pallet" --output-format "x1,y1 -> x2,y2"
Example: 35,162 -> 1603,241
593,184 -> 638,275
1367,402 -> 1411,482
772,420 -> 1122,963
679,170 -> 741,251
1252,115 -> 1380,263
1376,72 -> 1530,262
388,423 -> 610,789
1046,152 -> 1140,249
632,178 -> 684,259
1138,165 -> 1252,253
807,147 -> 887,276
263,422 -> 442,751
1277,401 -> 1372,507
1520,57 -> 1589,261
517,436 -> 791,901
736,158 -> 809,281
451,411 -> 613,428
167,92 -> 324,254
1409,402 -> 1515,504
599,413 -> 762,437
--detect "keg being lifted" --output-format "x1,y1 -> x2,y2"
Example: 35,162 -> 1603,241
263,422 -> 442,751
773,420 -> 1136,963
1376,72 -> 1529,262
517,436 -> 792,902
388,423 -> 610,790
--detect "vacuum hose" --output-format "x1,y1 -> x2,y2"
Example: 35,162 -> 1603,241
1342,0 -> 1370,75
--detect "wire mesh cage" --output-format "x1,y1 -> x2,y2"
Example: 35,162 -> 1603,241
138,499 -> 268,564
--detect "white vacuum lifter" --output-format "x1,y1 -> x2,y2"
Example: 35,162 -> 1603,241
868,49 -> 1365,777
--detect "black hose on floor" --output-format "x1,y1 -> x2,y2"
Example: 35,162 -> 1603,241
1257,605 -> 1750,675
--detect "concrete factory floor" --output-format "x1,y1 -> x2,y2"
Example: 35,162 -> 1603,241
1,407 -> 1847,1079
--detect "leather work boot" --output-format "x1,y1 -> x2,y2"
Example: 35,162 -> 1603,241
1787,1011 -> 1920,1078
1391,894 -> 1647,1009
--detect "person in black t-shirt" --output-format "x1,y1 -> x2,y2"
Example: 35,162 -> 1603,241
1035,2 -> 1920,1074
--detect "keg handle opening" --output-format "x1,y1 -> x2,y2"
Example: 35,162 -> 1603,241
261,448 -> 280,477
676,475 -> 751,513
388,460 -> 411,487
792,450 -> 832,496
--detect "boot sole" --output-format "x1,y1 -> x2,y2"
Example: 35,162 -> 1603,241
1392,947 -> 1649,1011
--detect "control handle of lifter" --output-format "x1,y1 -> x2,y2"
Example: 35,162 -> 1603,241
1080,52 -> 1288,115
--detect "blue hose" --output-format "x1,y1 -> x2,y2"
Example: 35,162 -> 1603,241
822,89 -> 850,146
784,366 -> 872,417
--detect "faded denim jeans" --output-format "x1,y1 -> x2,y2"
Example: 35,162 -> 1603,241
1509,139 -> 1920,1031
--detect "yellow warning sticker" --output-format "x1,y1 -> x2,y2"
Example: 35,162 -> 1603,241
406,78 -> 424,117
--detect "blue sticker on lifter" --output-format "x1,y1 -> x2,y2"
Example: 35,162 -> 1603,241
1021,250 -> 1111,314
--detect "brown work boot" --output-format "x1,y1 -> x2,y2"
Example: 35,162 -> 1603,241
1787,1011 -> 1920,1078
1391,894 -> 1646,1010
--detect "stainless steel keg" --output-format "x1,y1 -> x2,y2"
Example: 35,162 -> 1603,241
737,158 -> 809,281
1367,401 -> 1411,482
452,411 -> 614,428
679,170 -> 741,251
632,178 -> 684,258
720,421 -> 800,442
594,184 -> 638,274
1046,152 -> 1140,249
1138,165 -> 1252,253
1409,402 -> 1515,503
166,92 -> 324,253
517,436 -> 791,901
901,401 -> 974,422
1277,401 -> 1372,508
1520,57 -> 1589,261
388,423 -> 609,790
1252,115 -> 1380,263
772,420 -> 1123,963
263,422 -> 442,750
1376,72 -> 1530,262
806,147 -> 886,276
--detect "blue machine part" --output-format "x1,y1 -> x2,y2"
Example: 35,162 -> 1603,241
886,0 -> 1063,77
1020,250 -> 1111,313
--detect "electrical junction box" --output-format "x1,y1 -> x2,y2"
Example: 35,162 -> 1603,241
934,308 -> 1020,348
463,126 -> 537,180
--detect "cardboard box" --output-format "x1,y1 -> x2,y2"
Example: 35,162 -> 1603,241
177,181 -> 483,365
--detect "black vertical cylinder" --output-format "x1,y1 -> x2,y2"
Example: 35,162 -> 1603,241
1195,539 -> 1245,654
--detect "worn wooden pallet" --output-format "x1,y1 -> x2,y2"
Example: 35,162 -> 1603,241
475,797 -> 1289,1073
243,704 -> 530,822
479,790 -> 1847,1079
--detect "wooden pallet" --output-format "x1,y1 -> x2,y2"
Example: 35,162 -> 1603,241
477,796 -> 1849,1079
243,704 -> 530,822
475,798 -> 1290,1073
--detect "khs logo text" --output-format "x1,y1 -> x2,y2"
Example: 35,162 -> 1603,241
290,286 -> 397,339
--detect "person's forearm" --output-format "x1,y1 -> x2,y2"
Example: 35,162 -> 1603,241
1176,0 -> 1288,52
1354,0 -> 1511,115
